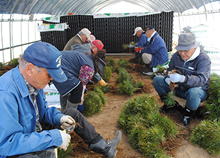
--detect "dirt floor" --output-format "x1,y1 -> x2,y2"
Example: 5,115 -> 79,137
66,53 -> 220,158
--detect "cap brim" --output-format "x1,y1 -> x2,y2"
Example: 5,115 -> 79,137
98,58 -> 106,77
175,42 -> 200,50
87,36 -> 91,41
47,68 -> 67,82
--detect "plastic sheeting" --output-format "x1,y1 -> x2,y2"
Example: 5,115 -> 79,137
0,0 -> 219,16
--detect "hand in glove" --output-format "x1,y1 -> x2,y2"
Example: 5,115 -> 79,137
59,130 -> 71,151
165,77 -> 170,85
98,78 -> 108,86
170,73 -> 185,83
134,47 -> 140,53
60,115 -> 75,130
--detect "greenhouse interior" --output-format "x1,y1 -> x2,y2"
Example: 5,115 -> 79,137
1,0 -> 220,158
0,0 -> 220,73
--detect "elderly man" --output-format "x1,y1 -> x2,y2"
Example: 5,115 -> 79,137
0,42 -> 121,158
141,25 -> 168,75
153,32 -> 211,127
130,27 -> 148,61
63,28 -> 91,51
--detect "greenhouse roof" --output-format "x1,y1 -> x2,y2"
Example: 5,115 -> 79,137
0,0 -> 219,16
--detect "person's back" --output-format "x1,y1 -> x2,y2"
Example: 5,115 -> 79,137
71,43 -> 91,53
63,34 -> 83,51
148,32 -> 168,67
63,28 -> 91,51
52,51 -> 94,96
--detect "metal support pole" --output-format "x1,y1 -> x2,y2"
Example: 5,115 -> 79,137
9,19 -> 12,61
1,16 -> 5,63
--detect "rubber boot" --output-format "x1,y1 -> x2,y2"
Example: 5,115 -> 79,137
180,107 -> 196,127
89,130 -> 122,158
142,64 -> 153,76
66,100 -> 78,109
129,55 -> 139,63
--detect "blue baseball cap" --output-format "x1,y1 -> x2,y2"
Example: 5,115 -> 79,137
145,25 -> 154,32
23,42 -> 67,82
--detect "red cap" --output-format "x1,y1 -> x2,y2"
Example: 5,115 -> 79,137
92,40 -> 104,50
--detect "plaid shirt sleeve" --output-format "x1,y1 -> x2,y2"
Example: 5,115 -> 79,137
79,65 -> 94,86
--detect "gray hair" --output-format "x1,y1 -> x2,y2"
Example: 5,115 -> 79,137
149,28 -> 155,32
78,31 -> 85,36
18,54 -> 42,73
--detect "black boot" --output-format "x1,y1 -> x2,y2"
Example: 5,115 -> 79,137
160,102 -> 180,114
180,107 -> 196,127
89,131 -> 122,157
159,93 -> 168,113
159,94 -> 184,114
195,106 -> 205,119
143,64 -> 153,75
159,93 -> 176,113
129,53 -> 140,63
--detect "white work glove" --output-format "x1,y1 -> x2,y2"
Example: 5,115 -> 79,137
59,130 -> 71,151
170,73 -> 185,83
60,115 -> 75,130
165,78 -> 170,85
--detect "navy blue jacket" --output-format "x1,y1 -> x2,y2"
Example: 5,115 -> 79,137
142,32 -> 168,67
165,48 -> 211,91
52,51 -> 94,96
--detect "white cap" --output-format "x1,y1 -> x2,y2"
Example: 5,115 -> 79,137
133,27 -> 142,36
89,35 -> 96,42
80,28 -> 91,38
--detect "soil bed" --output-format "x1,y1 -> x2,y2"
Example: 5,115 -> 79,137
67,53 -> 219,158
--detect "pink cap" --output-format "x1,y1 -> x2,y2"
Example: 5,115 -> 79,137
92,40 -> 104,50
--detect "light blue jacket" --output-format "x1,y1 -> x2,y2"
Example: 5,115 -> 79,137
0,66 -> 64,157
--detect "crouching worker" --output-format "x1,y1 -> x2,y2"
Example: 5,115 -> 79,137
52,40 -> 107,113
0,42 -> 121,158
153,32 -> 211,127
70,39 -> 108,87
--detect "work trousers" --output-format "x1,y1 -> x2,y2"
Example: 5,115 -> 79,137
7,108 -> 103,158
153,75 -> 208,110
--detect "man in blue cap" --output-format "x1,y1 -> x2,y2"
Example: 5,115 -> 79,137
141,25 -> 168,75
153,32 -> 211,127
0,42 -> 121,158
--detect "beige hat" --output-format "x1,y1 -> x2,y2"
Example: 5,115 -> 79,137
133,27 -> 142,36
80,28 -> 91,38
